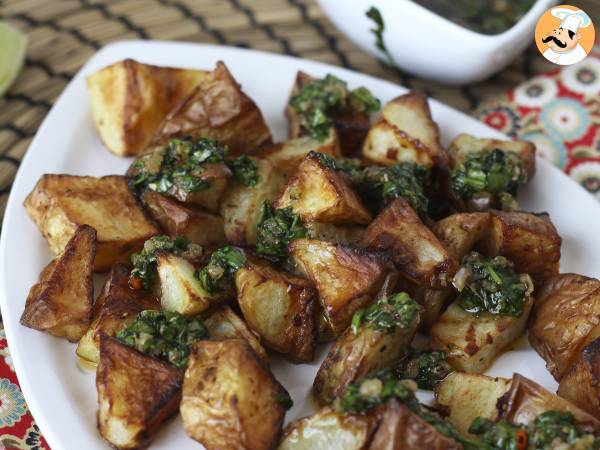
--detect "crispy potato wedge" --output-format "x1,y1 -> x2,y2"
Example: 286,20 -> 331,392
435,372 -> 512,436
289,239 -> 395,334
203,304 -> 268,364
96,335 -> 183,450
498,373 -> 600,430
255,129 -> 341,176
304,221 -> 365,246
87,59 -> 206,157
448,133 -> 536,178
362,92 -> 446,168
24,174 -> 159,272
181,339 -> 288,450
220,157 -> 286,246
235,258 -> 317,362
313,303 -> 419,405
77,264 -> 159,366
278,406 -> 376,450
275,152 -> 371,225
156,252 -> 224,316
361,198 -> 458,289
558,338 -> 600,419
20,225 -> 96,341
141,191 -> 226,247
150,61 -> 272,155
529,273 -> 600,381
430,296 -> 533,373
481,210 -> 561,285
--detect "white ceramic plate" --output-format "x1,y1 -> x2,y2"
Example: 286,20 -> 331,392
2,41 -> 599,450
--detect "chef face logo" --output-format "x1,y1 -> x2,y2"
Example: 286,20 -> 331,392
535,5 -> 594,66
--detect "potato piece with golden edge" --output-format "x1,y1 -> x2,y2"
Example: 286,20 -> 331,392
151,61 -> 272,155
235,258 -> 317,362
304,221 -> 364,246
181,339 -> 288,450
24,174 -> 159,272
86,59 -> 206,157
367,399 -> 462,450
156,252 -> 224,316
203,304 -> 268,364
278,406 -> 377,450
289,238 -> 396,335
77,264 -> 159,366
362,92 -> 446,169
430,297 -> 533,373
481,210 -> 561,285
361,198 -> 458,289
96,335 -> 183,450
435,372 -> 512,436
313,293 -> 420,405
256,130 -> 341,176
448,133 -> 536,178
529,273 -> 600,381
20,225 -> 96,341
141,191 -> 226,247
498,373 -> 600,430
275,152 -> 371,225
558,338 -> 600,419
220,158 -> 286,246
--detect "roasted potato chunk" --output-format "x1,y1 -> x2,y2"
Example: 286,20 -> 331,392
362,92 -> 446,168
361,198 -> 458,289
142,191 -> 226,247
275,152 -> 371,225
21,225 -> 96,341
481,210 -> 561,285
24,174 -> 159,272
77,264 -> 159,366
96,335 -> 183,450
255,129 -> 341,176
278,406 -> 376,450
151,61 -> 272,155
430,296 -> 533,373
203,304 -> 268,364
435,372 -> 511,436
220,158 -> 286,246
181,339 -> 288,450
289,238 -> 395,334
235,258 -> 317,362
87,59 -> 206,157
304,221 -> 365,246
529,273 -> 600,381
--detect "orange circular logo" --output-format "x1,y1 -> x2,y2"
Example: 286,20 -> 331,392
535,5 -> 595,66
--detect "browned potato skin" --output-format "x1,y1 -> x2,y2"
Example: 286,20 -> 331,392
77,264 -> 159,365
151,61 -> 272,155
203,304 -> 269,364
96,335 -> 183,450
236,258 -> 317,362
305,221 -> 365,247
86,59 -> 206,157
289,239 -> 396,335
361,198 -> 458,290
181,339 -> 287,450
498,373 -> 600,431
558,338 -> 600,419
21,225 -> 96,341
313,306 -> 419,405
367,400 -> 462,450
529,273 -> 600,381
275,152 -> 372,225
142,191 -> 227,247
481,210 -> 561,285
24,174 -> 160,272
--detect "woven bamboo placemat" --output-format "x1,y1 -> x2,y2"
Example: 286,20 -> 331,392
0,0 -> 598,224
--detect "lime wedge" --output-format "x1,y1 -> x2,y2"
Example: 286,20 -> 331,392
0,22 -> 28,96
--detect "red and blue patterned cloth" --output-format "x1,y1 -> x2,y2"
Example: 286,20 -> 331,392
0,43 -> 598,450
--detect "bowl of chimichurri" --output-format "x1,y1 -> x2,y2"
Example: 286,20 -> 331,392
317,0 -> 557,84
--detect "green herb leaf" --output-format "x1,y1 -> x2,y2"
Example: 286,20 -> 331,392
351,292 -> 420,335
130,236 -> 191,290
227,155 -> 261,187
255,202 -> 306,262
196,246 -> 246,294
274,391 -> 294,410
396,350 -> 453,391
365,7 -> 397,68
